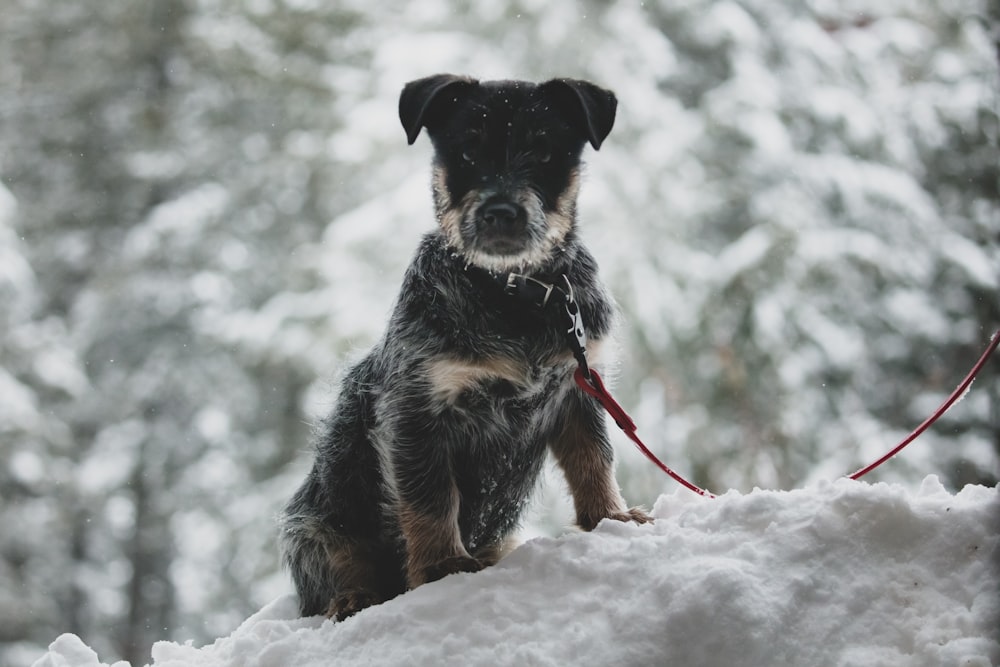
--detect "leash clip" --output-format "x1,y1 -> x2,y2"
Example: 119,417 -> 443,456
504,272 -> 592,380
561,276 -> 591,381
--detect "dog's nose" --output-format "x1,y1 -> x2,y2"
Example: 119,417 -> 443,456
481,201 -> 521,228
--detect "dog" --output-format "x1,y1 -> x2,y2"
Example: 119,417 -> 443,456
280,74 -> 651,621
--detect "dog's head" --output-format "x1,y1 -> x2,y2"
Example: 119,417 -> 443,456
399,74 -> 616,273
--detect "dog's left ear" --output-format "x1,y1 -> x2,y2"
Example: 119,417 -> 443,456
540,79 -> 617,150
399,74 -> 478,145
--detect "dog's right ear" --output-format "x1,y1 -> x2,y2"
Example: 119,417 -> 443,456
399,74 -> 478,145
539,79 -> 617,150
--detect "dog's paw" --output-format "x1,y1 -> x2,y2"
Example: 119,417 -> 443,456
422,555 -> 484,584
610,506 -> 654,525
578,506 -> 654,531
326,590 -> 383,621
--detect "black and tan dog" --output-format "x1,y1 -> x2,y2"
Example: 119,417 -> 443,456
280,74 -> 651,620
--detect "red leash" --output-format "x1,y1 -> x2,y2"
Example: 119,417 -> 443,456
575,367 -> 716,498
500,272 -> 998,494
847,329 -> 1000,480
574,367 -> 716,498
576,329 -> 1000,497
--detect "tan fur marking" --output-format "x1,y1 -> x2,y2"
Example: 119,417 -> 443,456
431,166 -> 452,214
431,166 -> 582,273
438,207 -> 466,254
549,415 -> 628,531
317,535 -> 394,619
433,165 -> 475,254
547,338 -> 606,369
425,356 -> 529,403
324,540 -> 380,590
399,489 -> 468,587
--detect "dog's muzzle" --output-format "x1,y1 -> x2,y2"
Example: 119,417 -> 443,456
474,198 -> 529,254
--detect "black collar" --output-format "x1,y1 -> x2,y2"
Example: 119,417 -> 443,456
461,261 -> 591,379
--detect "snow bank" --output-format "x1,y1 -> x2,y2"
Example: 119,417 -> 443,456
33,476 -> 999,667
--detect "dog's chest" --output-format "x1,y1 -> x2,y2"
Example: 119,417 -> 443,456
424,352 -> 569,408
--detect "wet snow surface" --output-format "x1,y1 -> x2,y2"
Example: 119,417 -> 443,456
35,476 -> 999,667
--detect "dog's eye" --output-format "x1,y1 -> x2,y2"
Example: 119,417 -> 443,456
460,134 -> 480,164
534,134 -> 552,164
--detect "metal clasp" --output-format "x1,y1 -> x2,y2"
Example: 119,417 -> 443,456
561,275 -> 591,380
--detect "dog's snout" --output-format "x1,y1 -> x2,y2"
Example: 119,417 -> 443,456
481,201 -> 522,228
472,199 -> 530,257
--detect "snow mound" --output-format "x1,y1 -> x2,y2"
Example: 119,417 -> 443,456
33,476 -> 999,667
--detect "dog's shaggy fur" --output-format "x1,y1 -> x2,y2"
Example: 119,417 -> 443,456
280,74 -> 651,620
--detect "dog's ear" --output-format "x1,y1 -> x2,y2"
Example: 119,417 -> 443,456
399,74 -> 478,145
540,79 -> 617,150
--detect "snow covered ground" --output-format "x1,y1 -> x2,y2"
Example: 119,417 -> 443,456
34,476 -> 998,667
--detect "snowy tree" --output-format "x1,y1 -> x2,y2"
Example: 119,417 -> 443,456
0,0 -> 370,663
0,0 -> 996,665
605,0 -> 1000,494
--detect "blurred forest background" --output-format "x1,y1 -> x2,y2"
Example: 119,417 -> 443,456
1,0 -> 997,665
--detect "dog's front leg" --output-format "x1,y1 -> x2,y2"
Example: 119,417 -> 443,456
398,491 -> 482,588
549,385 -> 652,531
388,406 -> 482,588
